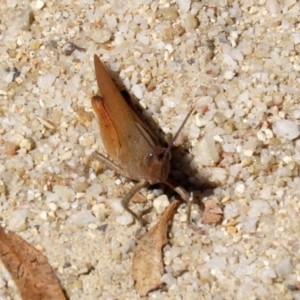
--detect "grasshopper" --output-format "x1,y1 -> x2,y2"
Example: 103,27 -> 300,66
91,55 -> 194,224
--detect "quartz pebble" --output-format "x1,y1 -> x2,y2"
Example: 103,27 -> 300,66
19,138 -> 35,151
35,0 -> 44,10
224,70 -> 236,80
90,29 -> 112,44
37,74 -> 56,89
266,0 -> 281,14
86,184 -> 103,198
8,209 -> 28,231
131,84 -> 144,99
66,210 -> 96,226
273,119 -> 300,140
116,214 -> 134,226
176,0 -> 191,13
193,136 -> 220,166
106,198 -> 124,213
153,194 -> 169,215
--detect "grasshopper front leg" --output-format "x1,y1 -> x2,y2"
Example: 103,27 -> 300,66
90,152 -> 149,225
121,179 -> 149,225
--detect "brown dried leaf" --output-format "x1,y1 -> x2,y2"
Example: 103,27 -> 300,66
132,200 -> 180,296
202,199 -> 223,224
0,227 -> 66,300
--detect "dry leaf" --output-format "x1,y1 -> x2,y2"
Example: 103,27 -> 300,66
202,199 -> 223,224
0,227 -> 66,300
132,200 -> 180,296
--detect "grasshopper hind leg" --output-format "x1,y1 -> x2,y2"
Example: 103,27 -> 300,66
165,178 -> 200,230
90,151 -> 124,173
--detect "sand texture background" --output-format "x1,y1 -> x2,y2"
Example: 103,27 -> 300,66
1,0 -> 300,299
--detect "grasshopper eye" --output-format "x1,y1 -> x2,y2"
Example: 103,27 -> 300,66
143,151 -> 157,168
147,151 -> 155,161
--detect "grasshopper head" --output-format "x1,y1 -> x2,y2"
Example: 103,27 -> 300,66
142,146 -> 171,184
140,107 -> 195,185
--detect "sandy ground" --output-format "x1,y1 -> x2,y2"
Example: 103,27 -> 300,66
1,0 -> 300,299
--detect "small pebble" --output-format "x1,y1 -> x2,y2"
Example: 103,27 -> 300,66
266,0 -> 280,14
8,209 -> 28,231
63,42 -> 76,56
106,198 -> 124,213
116,214 -> 134,226
214,112 -> 227,124
30,41 -> 40,50
184,14 -> 198,32
66,210 -> 96,226
47,202 -> 57,211
193,136 -> 220,166
273,119 -> 299,140
86,184 -> 103,198
159,7 -> 179,21
224,70 -> 236,80
235,182 -> 245,195
90,28 -> 112,44
227,226 -> 237,235
35,0 -> 45,10
37,73 -> 56,89
176,0 -> 191,13
153,195 -> 169,215
20,137 -> 36,151
131,84 -> 144,99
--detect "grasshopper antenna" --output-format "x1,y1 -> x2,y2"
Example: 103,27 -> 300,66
163,106 -> 195,158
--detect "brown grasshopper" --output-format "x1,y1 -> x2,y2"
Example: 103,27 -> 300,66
91,54 -> 194,224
